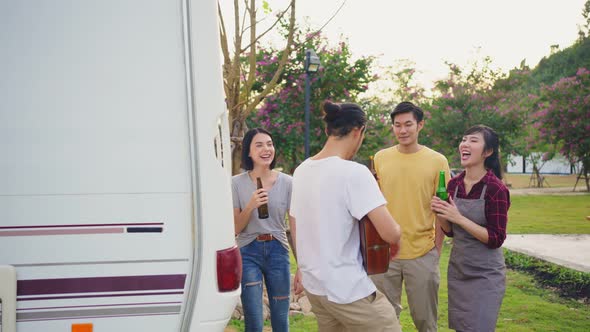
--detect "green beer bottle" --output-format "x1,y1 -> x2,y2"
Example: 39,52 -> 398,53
436,171 -> 448,201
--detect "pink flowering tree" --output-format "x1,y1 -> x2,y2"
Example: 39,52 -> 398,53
356,97 -> 396,163
383,59 -> 427,106
356,60 -> 426,164
492,65 -> 558,186
248,31 -> 377,172
535,68 -> 590,190
219,0 -> 296,174
424,59 -> 527,169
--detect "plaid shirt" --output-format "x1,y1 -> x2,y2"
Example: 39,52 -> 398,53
445,169 -> 511,249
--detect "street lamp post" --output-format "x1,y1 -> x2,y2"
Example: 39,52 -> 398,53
304,49 -> 320,159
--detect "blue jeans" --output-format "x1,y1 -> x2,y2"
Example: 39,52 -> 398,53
240,238 -> 290,332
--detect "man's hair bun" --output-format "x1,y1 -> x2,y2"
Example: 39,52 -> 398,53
323,101 -> 341,121
320,100 -> 366,138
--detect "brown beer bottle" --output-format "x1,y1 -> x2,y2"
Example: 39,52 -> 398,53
256,177 -> 269,219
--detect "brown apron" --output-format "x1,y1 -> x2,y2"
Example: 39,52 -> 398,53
447,185 -> 505,332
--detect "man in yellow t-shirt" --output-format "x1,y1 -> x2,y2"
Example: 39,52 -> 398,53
372,101 -> 450,332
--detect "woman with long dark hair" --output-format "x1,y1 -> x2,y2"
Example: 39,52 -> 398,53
232,128 -> 295,332
431,125 -> 510,332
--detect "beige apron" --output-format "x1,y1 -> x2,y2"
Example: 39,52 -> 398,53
447,185 -> 506,332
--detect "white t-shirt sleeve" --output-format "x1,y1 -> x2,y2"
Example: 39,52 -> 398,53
289,173 -> 299,219
346,165 -> 387,220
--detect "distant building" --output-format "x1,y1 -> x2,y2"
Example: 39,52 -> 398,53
507,153 -> 581,174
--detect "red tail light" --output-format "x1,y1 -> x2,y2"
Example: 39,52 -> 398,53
216,245 -> 242,292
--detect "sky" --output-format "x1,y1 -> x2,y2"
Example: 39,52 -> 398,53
268,0 -> 587,89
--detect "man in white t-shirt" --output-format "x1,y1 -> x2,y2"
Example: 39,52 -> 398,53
291,101 -> 402,332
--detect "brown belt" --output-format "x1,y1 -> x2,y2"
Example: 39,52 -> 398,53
256,234 -> 274,242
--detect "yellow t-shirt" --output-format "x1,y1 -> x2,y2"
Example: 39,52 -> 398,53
374,145 -> 450,259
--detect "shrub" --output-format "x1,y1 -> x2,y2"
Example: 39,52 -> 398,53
504,249 -> 590,300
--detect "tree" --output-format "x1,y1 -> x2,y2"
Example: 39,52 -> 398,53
218,0 -> 296,174
424,58 -> 526,169
492,63 -> 556,186
355,60 -> 427,165
535,67 -> 590,191
381,59 -> 427,107
578,0 -> 590,41
247,30 -> 377,172
357,97 -> 395,164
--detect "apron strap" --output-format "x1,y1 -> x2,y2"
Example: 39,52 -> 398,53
453,185 -> 459,199
479,184 -> 488,199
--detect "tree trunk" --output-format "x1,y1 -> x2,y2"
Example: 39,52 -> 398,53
230,115 -> 247,175
529,164 -> 544,188
573,159 -> 590,192
584,160 -> 590,192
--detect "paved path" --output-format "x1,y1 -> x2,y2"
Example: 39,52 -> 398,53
504,234 -> 590,273
505,188 -> 589,272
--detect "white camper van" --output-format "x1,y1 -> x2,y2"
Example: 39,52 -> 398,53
0,1 -> 241,331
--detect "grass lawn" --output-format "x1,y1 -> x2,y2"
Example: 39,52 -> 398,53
505,173 -> 582,189
508,195 -> 590,234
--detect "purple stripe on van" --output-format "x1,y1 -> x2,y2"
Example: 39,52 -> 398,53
18,274 -> 186,296
0,222 -> 164,230
17,291 -> 185,302
18,301 -> 183,311
0,228 -> 124,236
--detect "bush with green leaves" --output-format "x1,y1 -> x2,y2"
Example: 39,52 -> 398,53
504,249 -> 590,300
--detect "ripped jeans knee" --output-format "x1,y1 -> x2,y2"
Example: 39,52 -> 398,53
240,239 -> 291,332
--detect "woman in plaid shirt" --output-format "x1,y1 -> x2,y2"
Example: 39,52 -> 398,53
431,125 -> 510,332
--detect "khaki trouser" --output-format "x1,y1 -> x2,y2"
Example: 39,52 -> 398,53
371,247 -> 440,332
306,290 -> 401,332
